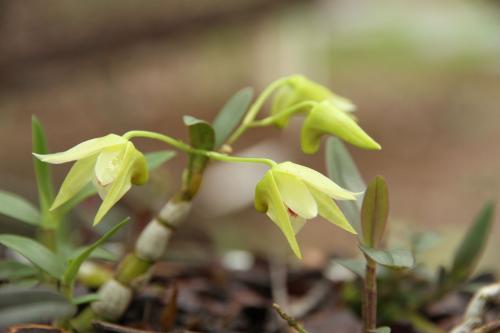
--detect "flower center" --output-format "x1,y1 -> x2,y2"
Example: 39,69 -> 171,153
287,207 -> 298,218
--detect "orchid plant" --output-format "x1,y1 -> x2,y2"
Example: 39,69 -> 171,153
0,75 -> 492,333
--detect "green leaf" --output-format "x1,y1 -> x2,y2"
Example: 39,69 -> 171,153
448,202 -> 494,283
72,293 -> 100,305
62,218 -> 130,287
0,261 -> 37,281
361,176 -> 389,248
0,286 -> 76,327
87,246 -> 119,262
32,116 -> 57,229
326,138 -> 365,234
0,190 -> 40,226
183,116 -> 215,178
145,150 -> 176,170
334,258 -> 367,278
183,116 -> 215,151
212,87 -> 254,148
0,234 -> 64,279
370,327 -> 391,333
360,245 -> 415,269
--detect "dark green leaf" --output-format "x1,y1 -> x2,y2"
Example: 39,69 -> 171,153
0,286 -> 75,327
326,138 -> 365,234
0,234 -> 64,279
183,116 -> 215,151
32,116 -> 57,229
145,150 -> 176,170
72,293 -> 100,305
62,218 -> 130,287
370,327 -> 391,333
183,116 -> 215,178
449,202 -> 494,283
0,190 -> 40,226
0,261 -> 37,281
212,87 -> 253,148
360,245 -> 415,269
361,176 -> 389,248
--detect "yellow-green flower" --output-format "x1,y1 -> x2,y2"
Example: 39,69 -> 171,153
270,75 -> 355,128
254,161 -> 357,258
33,134 -> 148,225
301,100 -> 381,154
269,75 -> 380,154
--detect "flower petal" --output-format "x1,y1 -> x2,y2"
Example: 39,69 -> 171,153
94,148 -> 123,186
275,162 -> 358,200
93,142 -> 136,225
274,171 -> 317,219
254,171 -> 302,258
290,215 -> 307,234
301,101 -> 381,154
308,186 -> 356,234
33,134 -> 126,164
50,156 -> 97,210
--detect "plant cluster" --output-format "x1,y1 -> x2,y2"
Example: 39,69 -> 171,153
0,75 -> 495,333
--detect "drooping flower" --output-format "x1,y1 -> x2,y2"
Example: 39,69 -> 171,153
301,100 -> 381,154
254,161 -> 357,258
33,134 -> 148,225
270,75 -> 381,153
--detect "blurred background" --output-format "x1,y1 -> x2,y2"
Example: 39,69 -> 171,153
0,0 -> 499,271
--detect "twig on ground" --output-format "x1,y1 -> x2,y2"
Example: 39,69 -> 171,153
450,282 -> 500,333
272,303 -> 310,333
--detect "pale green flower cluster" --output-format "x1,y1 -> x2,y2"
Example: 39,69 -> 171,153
33,75 -> 381,258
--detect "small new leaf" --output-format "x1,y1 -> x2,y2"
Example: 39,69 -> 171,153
448,202 -> 494,284
360,245 -> 415,269
213,87 -> 253,148
32,116 -> 57,229
361,176 -> 389,248
0,190 -> 41,226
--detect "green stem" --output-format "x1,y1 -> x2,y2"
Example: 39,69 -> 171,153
123,130 -> 277,168
249,101 -> 317,127
227,77 -> 290,144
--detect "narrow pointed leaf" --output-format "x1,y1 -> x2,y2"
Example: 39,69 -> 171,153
0,286 -> 76,327
212,87 -> 253,147
0,190 -> 40,226
326,138 -> 365,234
0,235 -> 64,279
145,150 -> 176,170
0,261 -> 37,281
361,176 -> 389,248
63,218 -> 130,287
448,202 -> 495,283
360,245 -> 414,269
32,116 -> 57,229
72,293 -> 100,305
